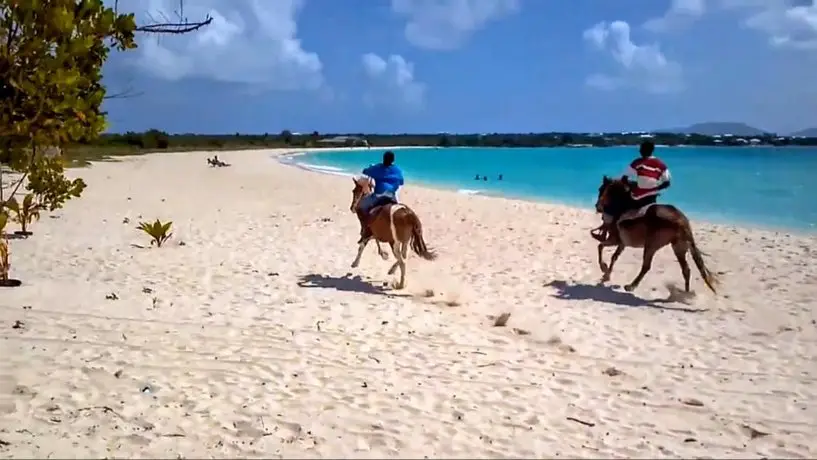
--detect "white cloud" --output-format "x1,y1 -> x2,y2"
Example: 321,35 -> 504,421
391,0 -> 519,51
742,0 -> 817,49
361,53 -> 425,109
645,0 -> 817,50
643,0 -> 706,32
121,0 -> 323,90
583,21 -> 683,94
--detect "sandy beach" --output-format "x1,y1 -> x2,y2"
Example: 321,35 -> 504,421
1,148 -> 816,459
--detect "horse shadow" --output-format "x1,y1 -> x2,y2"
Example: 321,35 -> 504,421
544,280 -> 706,313
296,273 -> 392,296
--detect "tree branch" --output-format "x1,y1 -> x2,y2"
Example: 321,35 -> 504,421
104,88 -> 144,100
133,0 -> 213,35
135,18 -> 213,34
103,0 -> 211,101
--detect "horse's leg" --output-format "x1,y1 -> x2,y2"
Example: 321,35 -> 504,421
600,244 -> 625,283
597,239 -> 618,273
350,236 -> 372,268
389,240 -> 408,275
597,243 -> 605,273
359,211 -> 388,260
671,240 -> 692,292
389,241 -> 407,289
624,243 -> 659,292
376,241 -> 389,260
387,258 -> 399,275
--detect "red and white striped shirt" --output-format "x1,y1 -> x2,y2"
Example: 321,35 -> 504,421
624,156 -> 671,200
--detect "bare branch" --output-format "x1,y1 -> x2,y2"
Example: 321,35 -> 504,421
135,17 -> 212,34
135,0 -> 213,35
104,87 -> 145,100
104,0 -> 211,101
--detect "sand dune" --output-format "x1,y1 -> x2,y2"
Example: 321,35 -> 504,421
1,149 -> 815,459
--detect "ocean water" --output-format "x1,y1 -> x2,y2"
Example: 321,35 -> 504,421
291,146 -> 817,232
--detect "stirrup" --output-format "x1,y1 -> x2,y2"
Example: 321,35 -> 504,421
591,232 -> 607,243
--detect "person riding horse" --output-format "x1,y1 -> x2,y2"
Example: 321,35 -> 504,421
593,140 -> 672,243
357,150 -> 405,241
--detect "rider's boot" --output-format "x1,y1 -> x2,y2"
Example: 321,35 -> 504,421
592,223 -> 609,242
605,222 -> 620,244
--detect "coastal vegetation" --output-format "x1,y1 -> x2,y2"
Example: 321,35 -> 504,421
0,0 -> 138,213
0,0 -> 209,286
61,129 -> 817,165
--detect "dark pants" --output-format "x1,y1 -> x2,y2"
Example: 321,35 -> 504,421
358,192 -> 398,242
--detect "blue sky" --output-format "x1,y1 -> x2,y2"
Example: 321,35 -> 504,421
102,0 -> 817,134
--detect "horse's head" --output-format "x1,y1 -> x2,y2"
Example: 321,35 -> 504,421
350,175 -> 374,213
595,175 -> 632,213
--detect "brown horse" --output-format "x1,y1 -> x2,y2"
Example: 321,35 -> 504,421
593,176 -> 718,294
349,176 -> 437,289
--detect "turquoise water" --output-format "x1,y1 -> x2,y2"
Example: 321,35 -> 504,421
293,146 -> 817,232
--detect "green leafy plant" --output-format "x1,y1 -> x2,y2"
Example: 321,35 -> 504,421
0,0 -> 138,210
26,156 -> 87,211
137,219 -> 173,247
5,193 -> 42,236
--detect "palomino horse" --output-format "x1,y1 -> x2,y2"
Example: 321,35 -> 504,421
593,176 -> 718,294
349,176 -> 437,289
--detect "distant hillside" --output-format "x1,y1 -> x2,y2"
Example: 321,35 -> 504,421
790,127 -> 817,137
660,122 -> 767,136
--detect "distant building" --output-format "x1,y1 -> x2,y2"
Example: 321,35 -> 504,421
316,136 -> 369,147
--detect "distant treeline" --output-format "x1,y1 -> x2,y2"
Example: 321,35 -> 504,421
79,129 -> 817,151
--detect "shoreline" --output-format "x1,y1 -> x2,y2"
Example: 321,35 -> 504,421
2,148 -> 816,458
280,146 -> 816,236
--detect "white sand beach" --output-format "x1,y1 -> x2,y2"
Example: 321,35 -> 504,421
1,148 -> 816,459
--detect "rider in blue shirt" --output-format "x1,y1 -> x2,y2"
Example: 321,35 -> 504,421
359,150 -> 404,214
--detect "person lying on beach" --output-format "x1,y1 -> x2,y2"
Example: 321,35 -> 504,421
207,155 -> 230,167
593,140 -> 672,243
357,150 -> 404,241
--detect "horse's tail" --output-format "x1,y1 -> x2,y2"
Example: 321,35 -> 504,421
406,210 -> 437,261
679,218 -> 718,294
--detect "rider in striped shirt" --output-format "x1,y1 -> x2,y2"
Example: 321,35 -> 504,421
597,140 -> 672,242
624,140 -> 671,204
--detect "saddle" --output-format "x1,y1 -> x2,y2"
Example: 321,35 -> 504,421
358,195 -> 400,243
618,203 -> 656,224
367,195 -> 399,217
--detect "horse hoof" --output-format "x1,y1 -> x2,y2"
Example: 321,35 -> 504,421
350,262 -> 359,268
600,274 -> 611,283
624,284 -> 635,292
379,252 -> 389,261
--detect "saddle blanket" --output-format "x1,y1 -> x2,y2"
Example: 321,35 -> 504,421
619,203 -> 656,223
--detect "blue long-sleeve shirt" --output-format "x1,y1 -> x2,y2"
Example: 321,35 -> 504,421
362,163 -> 404,195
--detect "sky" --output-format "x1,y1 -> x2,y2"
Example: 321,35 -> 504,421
101,0 -> 817,135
